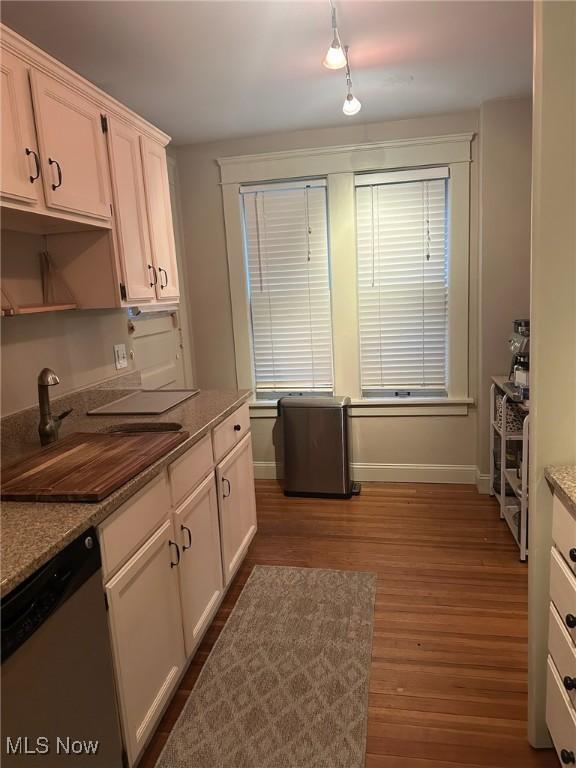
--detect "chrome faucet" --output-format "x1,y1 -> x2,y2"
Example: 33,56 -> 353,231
38,368 -> 73,446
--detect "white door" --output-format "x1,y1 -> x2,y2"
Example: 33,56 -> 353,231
216,434 -> 257,585
105,519 -> 185,766
140,136 -> 180,300
0,50 -> 42,204
30,70 -> 111,220
174,474 -> 224,657
107,117 -> 156,302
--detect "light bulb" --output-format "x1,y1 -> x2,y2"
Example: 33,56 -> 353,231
343,92 -> 361,116
323,37 -> 347,69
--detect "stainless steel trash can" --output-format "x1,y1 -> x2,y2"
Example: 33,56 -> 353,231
279,396 -> 358,498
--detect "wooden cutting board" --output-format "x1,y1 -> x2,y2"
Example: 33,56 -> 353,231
1,430 -> 190,503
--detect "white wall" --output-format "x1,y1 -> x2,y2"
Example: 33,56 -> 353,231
174,111 -> 480,391
528,0 -> 576,746
0,231 -> 135,415
174,106 -> 532,481
0,163 -> 195,416
175,111 -> 480,479
477,98 -> 533,482
1,306 -> 134,415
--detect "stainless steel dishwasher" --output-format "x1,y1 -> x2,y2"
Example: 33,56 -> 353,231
1,529 -> 124,767
279,395 -> 359,498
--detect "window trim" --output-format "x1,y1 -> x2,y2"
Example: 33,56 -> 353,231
219,133 -> 473,410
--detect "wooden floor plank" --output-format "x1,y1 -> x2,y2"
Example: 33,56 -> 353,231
139,480 -> 556,768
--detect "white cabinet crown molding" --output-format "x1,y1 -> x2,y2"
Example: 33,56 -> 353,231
217,132 -> 475,184
1,23 -> 170,146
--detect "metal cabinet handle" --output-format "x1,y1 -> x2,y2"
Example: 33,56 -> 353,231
561,750 -> 576,765
222,478 -> 231,498
26,148 -> 40,182
169,539 -> 180,568
148,264 -> 157,287
233,424 -> 242,432
48,157 -> 62,191
566,614 -> 576,629
570,548 -> 576,563
181,524 -> 192,551
158,267 -> 168,289
564,676 -> 576,692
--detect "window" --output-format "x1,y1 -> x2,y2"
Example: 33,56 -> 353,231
240,179 -> 333,396
355,168 -> 449,397
221,133 -> 472,407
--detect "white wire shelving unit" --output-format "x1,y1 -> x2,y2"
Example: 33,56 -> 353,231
489,376 -> 529,561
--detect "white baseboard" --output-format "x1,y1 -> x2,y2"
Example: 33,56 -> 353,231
351,463 -> 477,484
253,461 -> 280,480
253,461 -> 477,484
475,470 -> 491,495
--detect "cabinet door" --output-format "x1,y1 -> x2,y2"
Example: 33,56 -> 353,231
174,473 -> 223,657
140,136 -> 180,300
107,118 -> 156,302
105,519 -> 185,766
30,70 -> 111,220
216,433 -> 257,585
0,50 -> 42,204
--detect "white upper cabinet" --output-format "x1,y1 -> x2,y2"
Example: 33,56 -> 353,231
1,25 -> 181,310
30,70 -> 111,220
141,136 -> 180,301
106,117 -> 156,302
0,50 -> 42,204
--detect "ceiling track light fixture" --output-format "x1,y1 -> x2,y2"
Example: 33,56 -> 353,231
342,46 -> 361,116
322,0 -> 362,117
323,0 -> 347,70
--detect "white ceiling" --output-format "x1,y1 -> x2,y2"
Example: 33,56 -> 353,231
1,0 -> 532,145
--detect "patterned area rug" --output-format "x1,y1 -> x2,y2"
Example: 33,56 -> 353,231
156,565 -> 376,768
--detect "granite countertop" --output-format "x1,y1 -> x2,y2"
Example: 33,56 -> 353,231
545,465 -> 576,515
1,387 -> 251,597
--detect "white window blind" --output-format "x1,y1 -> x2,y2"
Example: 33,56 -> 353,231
355,169 -> 449,396
240,180 -> 333,395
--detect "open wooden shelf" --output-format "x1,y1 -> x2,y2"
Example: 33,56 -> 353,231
16,303 -> 77,314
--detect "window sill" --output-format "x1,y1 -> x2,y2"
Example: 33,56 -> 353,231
249,396 -> 474,417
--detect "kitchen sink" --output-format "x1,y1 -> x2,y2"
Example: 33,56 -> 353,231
105,422 -> 183,434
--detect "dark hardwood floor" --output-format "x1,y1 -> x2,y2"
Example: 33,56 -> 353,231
140,480 -> 557,768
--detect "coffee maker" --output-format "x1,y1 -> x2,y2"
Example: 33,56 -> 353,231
507,319 -> 530,400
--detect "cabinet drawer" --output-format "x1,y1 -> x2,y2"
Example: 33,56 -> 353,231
546,656 -> 576,764
168,433 -> 213,507
212,403 -> 250,463
551,547 -> 576,645
549,603 -> 576,709
553,494 -> 576,575
99,472 -> 170,580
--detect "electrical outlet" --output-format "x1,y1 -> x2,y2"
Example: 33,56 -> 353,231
114,344 -> 128,370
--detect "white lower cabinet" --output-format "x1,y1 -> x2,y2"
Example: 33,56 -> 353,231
216,433 -> 257,585
105,519 -> 186,767
547,492 -> 576,766
101,403 -> 257,765
547,658 -> 576,765
173,473 -> 224,657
